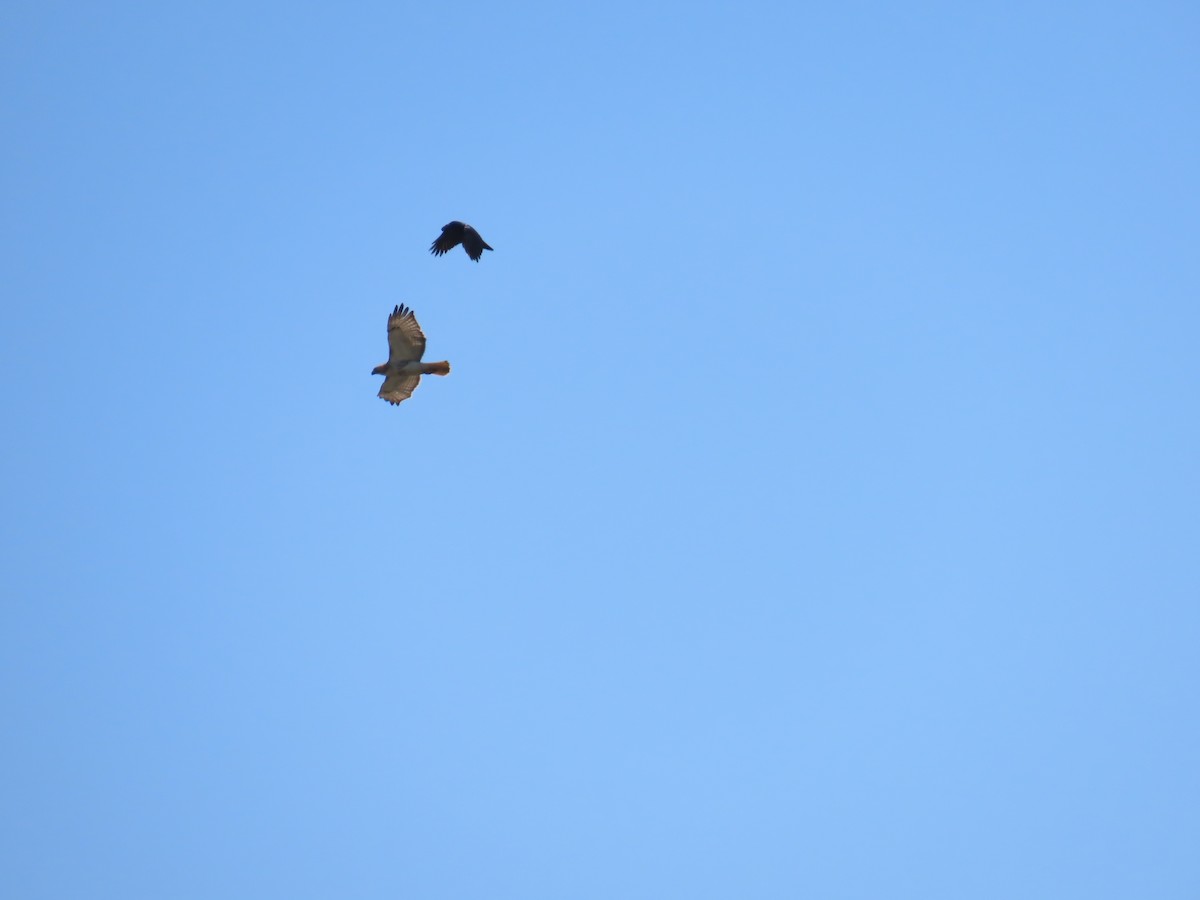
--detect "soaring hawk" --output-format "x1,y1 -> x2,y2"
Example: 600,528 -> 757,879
371,305 -> 450,406
429,221 -> 493,262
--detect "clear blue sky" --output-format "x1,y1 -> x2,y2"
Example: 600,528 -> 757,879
3,1 -> 1198,897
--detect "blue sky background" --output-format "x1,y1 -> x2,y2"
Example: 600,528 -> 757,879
3,1 -> 1198,896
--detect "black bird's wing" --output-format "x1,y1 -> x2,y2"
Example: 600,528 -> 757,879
460,225 -> 494,261
430,221 -> 465,256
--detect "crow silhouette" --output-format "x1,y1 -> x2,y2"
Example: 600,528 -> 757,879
429,221 -> 493,262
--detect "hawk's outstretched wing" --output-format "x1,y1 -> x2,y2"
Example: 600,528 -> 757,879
386,304 -> 427,364
378,373 -> 421,405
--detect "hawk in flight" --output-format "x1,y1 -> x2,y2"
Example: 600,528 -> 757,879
371,305 -> 450,406
429,221 -> 493,262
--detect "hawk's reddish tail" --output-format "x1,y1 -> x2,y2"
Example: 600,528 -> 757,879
423,361 -> 451,376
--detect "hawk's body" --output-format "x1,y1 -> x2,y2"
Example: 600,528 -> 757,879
430,221 -> 493,262
371,304 -> 450,406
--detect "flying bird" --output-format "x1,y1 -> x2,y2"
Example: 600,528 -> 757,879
429,221 -> 493,262
371,304 -> 450,406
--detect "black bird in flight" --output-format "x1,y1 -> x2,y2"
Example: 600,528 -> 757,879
430,221 -> 493,262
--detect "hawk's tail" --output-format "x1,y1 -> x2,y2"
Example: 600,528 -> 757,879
423,360 -> 451,376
